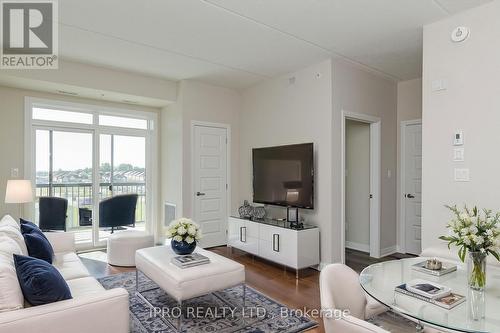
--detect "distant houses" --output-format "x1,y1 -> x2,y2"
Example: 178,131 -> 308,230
36,168 -> 145,184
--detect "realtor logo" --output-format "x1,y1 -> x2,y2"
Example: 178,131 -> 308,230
1,0 -> 58,69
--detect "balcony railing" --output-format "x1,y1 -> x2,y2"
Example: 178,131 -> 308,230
35,182 -> 146,231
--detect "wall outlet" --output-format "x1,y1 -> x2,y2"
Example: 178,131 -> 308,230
454,168 -> 470,182
432,79 -> 447,92
11,168 -> 19,178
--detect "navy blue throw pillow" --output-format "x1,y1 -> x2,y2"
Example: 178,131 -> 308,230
13,254 -> 72,306
23,232 -> 54,264
20,218 -> 48,240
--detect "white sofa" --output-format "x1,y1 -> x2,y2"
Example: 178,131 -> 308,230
0,216 -> 129,333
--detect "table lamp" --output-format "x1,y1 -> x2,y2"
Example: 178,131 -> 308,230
5,179 -> 33,219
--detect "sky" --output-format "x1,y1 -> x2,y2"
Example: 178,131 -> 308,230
36,130 -> 145,172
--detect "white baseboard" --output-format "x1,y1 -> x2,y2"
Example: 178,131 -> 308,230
380,245 -> 397,257
345,241 -> 370,253
318,262 -> 330,271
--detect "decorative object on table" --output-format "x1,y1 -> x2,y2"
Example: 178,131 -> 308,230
412,259 -> 457,276
251,205 -> 266,219
238,200 -> 253,219
395,282 -> 465,310
166,218 -> 202,255
4,179 -> 33,219
439,205 -> 500,291
424,258 -> 442,270
171,253 -> 210,269
467,288 -> 486,321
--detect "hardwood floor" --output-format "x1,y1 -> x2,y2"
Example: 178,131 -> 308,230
211,247 -> 324,332
345,248 -> 416,273
80,246 -> 416,333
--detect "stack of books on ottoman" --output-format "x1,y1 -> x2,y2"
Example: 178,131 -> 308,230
395,279 -> 465,310
171,253 -> 210,269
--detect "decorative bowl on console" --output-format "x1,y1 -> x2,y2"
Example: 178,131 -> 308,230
238,200 -> 253,219
251,206 -> 266,219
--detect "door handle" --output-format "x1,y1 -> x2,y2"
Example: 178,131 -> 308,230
406,194 -> 415,199
196,192 -> 206,196
273,234 -> 280,252
240,226 -> 247,243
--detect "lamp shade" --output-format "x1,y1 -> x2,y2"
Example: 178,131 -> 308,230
5,180 -> 33,204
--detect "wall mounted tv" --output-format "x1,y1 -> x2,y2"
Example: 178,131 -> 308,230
252,143 -> 314,209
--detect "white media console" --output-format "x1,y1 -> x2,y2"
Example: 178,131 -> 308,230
227,216 -> 320,278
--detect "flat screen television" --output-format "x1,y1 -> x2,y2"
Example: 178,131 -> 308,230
252,143 -> 314,209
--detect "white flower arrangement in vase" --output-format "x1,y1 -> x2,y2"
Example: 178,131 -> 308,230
439,205 -> 500,290
166,218 -> 203,255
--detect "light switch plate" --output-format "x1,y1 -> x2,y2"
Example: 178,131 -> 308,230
454,168 -> 470,182
453,148 -> 465,161
453,130 -> 464,146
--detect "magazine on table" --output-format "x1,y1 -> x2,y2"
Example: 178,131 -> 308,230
171,253 -> 210,268
412,260 -> 457,276
405,279 -> 451,299
395,282 -> 465,310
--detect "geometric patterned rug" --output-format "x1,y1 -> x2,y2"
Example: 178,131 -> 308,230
98,271 -> 317,333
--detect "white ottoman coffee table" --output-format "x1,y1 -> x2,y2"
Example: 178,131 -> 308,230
107,230 -> 154,267
135,245 -> 246,331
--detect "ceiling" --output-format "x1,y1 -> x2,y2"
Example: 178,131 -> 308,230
58,0 -> 492,89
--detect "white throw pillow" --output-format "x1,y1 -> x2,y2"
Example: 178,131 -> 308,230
0,237 -> 24,312
0,236 -> 22,261
0,215 -> 19,230
0,226 -> 28,256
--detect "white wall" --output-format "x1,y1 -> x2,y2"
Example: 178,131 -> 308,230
396,78 -> 422,250
421,1 -> 500,249
345,120 -> 370,251
239,58 -> 397,263
161,80 -> 241,231
397,79 -> 422,123
240,60 -> 334,264
332,58 -> 398,257
0,60 -> 177,107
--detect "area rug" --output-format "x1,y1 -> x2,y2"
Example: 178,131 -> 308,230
98,271 -> 317,333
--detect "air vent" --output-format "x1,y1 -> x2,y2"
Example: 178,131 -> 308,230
122,99 -> 139,104
57,90 -> 78,96
164,202 -> 176,227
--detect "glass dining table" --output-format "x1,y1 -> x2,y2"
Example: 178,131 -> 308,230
360,258 -> 500,333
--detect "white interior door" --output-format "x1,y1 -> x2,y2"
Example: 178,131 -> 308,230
404,123 -> 422,255
345,120 -> 371,253
193,125 -> 228,248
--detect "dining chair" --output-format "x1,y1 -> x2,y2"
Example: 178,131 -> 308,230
38,197 -> 68,232
320,263 -> 388,333
320,264 -> 443,333
99,194 -> 138,233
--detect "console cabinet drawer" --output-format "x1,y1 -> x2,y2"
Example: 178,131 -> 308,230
227,217 -> 258,255
227,217 -> 319,269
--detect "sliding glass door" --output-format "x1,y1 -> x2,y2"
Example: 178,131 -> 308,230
28,99 -> 157,250
98,133 -> 147,243
35,128 -> 95,242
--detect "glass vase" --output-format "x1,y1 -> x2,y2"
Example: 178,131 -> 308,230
468,251 -> 487,291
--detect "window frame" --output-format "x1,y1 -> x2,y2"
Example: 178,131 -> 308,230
24,97 -> 158,250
